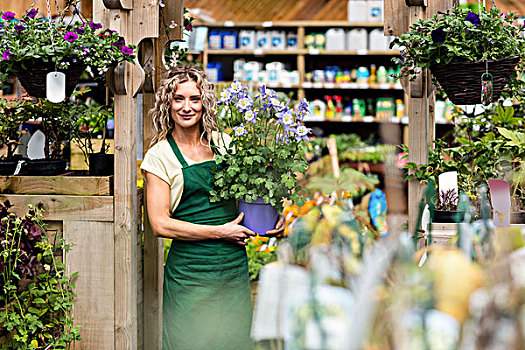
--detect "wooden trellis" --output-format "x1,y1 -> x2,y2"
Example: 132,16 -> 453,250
384,0 -> 455,236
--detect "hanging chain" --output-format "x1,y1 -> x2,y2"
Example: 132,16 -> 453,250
45,0 -> 58,70
29,0 -> 38,9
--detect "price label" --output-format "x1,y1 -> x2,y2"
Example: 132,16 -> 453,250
313,82 -> 323,89
324,82 -> 335,89
281,83 -> 293,88
348,83 -> 358,89
262,21 -> 273,27
253,48 -> 264,56
224,21 -> 235,27
390,117 -> 400,123
339,83 -> 352,89
357,83 -> 369,89
268,83 -> 279,88
302,82 -> 313,88
309,48 -> 320,55
357,49 -> 368,55
379,83 -> 391,90
342,116 -> 352,122
363,116 -> 375,123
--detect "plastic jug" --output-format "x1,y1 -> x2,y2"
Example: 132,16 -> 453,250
271,31 -> 286,50
256,30 -> 270,49
239,30 -> 255,50
286,32 -> 298,49
266,62 -> 284,84
369,29 -> 387,51
244,61 -> 261,81
206,62 -> 223,82
325,28 -> 346,50
233,58 -> 246,81
347,0 -> 368,23
346,28 -> 368,51
367,0 -> 384,22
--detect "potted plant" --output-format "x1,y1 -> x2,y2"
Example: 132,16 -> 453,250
0,9 -> 136,98
0,201 -> 81,347
0,97 -> 33,175
433,188 -> 465,223
73,101 -> 114,176
210,83 -> 311,234
392,6 -> 525,105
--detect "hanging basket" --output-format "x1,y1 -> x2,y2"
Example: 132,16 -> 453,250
14,59 -> 86,99
429,56 -> 520,105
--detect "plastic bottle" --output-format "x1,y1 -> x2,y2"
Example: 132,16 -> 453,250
325,95 -> 335,118
395,99 -> 405,119
334,95 -> 344,117
286,32 -> 298,49
369,64 -> 377,84
314,33 -> 326,50
325,28 -> 345,50
208,30 -> 222,49
377,66 -> 388,84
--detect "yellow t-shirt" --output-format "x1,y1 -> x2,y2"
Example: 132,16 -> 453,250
140,131 -> 232,214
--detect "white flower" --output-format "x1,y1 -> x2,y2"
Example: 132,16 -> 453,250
169,20 -> 178,29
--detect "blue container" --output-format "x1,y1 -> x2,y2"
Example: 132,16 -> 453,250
238,198 -> 279,235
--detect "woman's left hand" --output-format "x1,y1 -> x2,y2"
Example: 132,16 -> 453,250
265,213 -> 285,236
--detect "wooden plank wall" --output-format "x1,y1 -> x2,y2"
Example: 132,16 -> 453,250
0,0 -> 66,16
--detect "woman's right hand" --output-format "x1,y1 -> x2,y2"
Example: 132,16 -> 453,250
220,213 -> 255,246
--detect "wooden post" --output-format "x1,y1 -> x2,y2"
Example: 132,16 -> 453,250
385,0 -> 454,236
94,0 -> 164,348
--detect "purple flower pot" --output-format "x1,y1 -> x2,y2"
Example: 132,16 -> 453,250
238,198 -> 278,235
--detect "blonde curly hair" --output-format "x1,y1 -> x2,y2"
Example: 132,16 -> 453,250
149,65 -> 217,146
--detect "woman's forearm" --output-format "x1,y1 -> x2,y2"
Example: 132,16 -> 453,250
151,216 -> 224,240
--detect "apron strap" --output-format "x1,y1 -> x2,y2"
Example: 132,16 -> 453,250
167,134 -> 189,168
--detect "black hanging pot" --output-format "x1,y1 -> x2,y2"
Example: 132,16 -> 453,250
510,211 -> 525,224
14,58 -> 86,99
26,159 -> 68,176
0,156 -> 26,176
433,210 -> 466,223
88,153 -> 114,176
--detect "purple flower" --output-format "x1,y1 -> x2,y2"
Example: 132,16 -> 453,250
14,24 -> 25,32
64,31 -> 78,42
2,12 -> 15,21
431,27 -> 446,43
488,38 -> 495,44
233,124 -> 247,137
113,39 -> 125,48
2,50 -> 11,60
236,97 -> 253,112
121,46 -> 133,55
244,110 -> 257,123
295,123 -> 311,142
25,9 -> 38,18
89,21 -> 103,30
74,26 -> 85,34
465,11 -> 481,27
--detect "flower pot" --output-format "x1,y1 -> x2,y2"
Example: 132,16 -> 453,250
433,210 -> 466,223
14,59 -> 86,99
238,198 -> 279,235
510,211 -> 525,224
430,56 -> 520,105
88,153 -> 114,176
0,160 -> 21,175
26,159 -> 68,176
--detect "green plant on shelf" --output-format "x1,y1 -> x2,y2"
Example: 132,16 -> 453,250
0,201 -> 81,349
340,144 -> 397,164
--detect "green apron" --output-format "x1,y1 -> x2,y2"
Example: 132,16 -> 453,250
163,134 -> 254,350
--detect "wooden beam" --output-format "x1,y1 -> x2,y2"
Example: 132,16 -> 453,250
0,194 -> 114,221
0,175 -> 112,196
64,221 -> 115,350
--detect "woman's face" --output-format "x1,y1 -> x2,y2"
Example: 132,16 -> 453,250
170,80 -> 203,131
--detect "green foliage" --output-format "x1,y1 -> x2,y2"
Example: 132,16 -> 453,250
210,83 -> 310,211
392,6 -> 525,100
305,167 -> 379,199
0,202 -> 81,349
246,236 -> 279,281
340,144 -> 397,164
0,9 -> 136,79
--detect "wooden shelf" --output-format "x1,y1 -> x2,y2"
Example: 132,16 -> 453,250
214,81 -> 403,90
196,20 -> 384,28
207,49 -> 307,55
206,49 -> 400,56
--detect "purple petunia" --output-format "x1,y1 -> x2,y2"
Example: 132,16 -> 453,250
2,12 -> 15,21
2,50 -> 11,60
74,26 -> 85,35
64,31 -> 78,42
89,21 -> 103,30
14,24 -> 25,32
465,11 -> 481,27
25,8 -> 38,18
431,27 -> 446,43
113,39 -> 125,48
121,46 -> 133,55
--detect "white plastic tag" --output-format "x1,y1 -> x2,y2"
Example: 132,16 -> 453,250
46,71 -> 66,103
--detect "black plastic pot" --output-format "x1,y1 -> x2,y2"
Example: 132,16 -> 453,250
26,159 -> 68,176
433,210 -> 466,223
89,153 -> 114,176
511,212 -> 525,224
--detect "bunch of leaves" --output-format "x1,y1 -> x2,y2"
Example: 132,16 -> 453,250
0,96 -> 33,160
392,6 -> 525,100
404,104 -> 525,206
73,99 -> 113,164
246,235 -> 279,281
305,167 -> 379,201
0,201 -> 81,349
0,9 -> 136,78
210,83 -> 311,211
340,144 -> 397,164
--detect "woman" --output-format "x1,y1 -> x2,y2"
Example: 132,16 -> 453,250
141,65 -> 281,349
